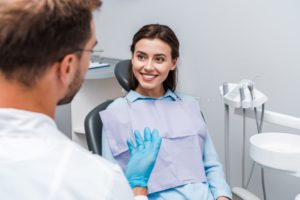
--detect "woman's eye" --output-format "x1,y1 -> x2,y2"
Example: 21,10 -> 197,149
155,57 -> 165,63
137,54 -> 145,61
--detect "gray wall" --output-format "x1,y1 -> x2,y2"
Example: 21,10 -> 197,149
94,0 -> 300,199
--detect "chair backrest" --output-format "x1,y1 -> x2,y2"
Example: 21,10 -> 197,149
114,59 -> 131,92
84,99 -> 113,155
84,59 -> 131,155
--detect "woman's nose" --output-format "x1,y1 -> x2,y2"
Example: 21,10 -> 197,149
143,60 -> 154,70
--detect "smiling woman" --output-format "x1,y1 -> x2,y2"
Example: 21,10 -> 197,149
128,24 -> 179,93
131,38 -> 177,98
100,24 -> 232,200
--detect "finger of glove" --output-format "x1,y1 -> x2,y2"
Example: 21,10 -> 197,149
151,128 -> 162,152
144,127 -> 151,142
126,139 -> 136,155
134,130 -> 145,150
144,127 -> 152,149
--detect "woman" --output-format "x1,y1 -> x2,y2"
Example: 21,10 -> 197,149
100,24 -> 232,200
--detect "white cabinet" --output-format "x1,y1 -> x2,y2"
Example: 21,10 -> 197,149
71,57 -> 123,149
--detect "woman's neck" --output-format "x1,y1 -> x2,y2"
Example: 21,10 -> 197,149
135,86 -> 165,98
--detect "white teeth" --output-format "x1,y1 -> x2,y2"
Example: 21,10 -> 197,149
143,74 -> 156,80
143,74 -> 155,79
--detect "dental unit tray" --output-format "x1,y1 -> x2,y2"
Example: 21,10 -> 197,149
88,61 -> 110,69
220,79 -> 268,109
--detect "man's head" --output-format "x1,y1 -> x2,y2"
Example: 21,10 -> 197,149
0,0 -> 102,105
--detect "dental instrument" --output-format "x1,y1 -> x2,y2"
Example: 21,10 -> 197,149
220,80 -> 268,200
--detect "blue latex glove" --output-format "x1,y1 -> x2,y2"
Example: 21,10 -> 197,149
125,127 -> 162,188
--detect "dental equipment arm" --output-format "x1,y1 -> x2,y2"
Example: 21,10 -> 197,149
223,82 -> 229,95
223,82 -> 231,185
247,83 -> 254,100
220,80 -> 267,200
239,86 -> 247,188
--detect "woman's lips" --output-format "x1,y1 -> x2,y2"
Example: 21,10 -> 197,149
141,73 -> 158,81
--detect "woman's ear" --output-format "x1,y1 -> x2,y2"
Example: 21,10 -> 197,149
170,58 -> 177,70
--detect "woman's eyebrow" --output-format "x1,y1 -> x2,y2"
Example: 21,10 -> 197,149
135,51 -> 167,57
135,51 -> 147,55
154,54 -> 167,57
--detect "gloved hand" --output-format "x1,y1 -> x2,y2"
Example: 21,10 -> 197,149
125,127 -> 162,188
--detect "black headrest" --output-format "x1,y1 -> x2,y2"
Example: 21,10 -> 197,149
114,59 -> 131,92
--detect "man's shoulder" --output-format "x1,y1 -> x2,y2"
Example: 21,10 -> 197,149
70,142 -> 122,174
65,142 -> 127,189
55,141 -> 132,199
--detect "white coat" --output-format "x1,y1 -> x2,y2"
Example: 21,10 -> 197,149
0,108 -> 146,200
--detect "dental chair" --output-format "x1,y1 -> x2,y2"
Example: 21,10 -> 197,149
84,59 -> 131,155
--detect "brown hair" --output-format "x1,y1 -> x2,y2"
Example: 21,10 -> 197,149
0,0 -> 102,87
128,24 -> 180,92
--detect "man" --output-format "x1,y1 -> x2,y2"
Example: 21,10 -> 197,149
0,0 -> 161,199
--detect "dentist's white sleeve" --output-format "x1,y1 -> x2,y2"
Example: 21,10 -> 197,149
109,163 -> 148,200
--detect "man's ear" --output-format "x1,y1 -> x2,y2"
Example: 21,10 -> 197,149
57,54 -> 77,83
